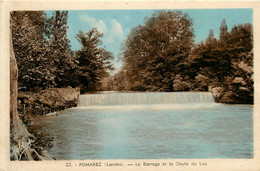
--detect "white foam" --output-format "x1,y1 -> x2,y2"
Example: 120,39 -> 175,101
77,92 -> 215,107
76,103 -> 220,111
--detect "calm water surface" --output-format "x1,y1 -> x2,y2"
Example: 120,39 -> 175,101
31,104 -> 253,159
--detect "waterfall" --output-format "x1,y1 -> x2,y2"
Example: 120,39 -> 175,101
77,92 -> 215,107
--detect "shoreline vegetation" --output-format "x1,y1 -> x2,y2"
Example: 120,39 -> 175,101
18,87 -> 80,117
10,10 -> 253,160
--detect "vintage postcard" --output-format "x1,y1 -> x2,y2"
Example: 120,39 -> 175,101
0,1 -> 260,171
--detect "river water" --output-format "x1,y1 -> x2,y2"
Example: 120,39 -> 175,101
30,103 -> 253,159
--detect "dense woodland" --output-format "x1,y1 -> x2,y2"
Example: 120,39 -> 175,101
11,11 -> 113,93
107,11 -> 253,104
11,10 -> 253,104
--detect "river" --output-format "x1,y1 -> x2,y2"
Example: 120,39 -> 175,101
30,99 -> 253,159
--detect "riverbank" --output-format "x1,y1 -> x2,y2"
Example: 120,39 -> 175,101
17,87 -> 80,117
11,87 -> 80,160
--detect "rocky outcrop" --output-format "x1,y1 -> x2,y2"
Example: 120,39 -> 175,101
18,87 -> 80,116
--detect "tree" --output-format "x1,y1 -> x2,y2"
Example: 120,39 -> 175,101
75,28 -> 114,92
120,25 -> 148,91
11,11 -> 56,91
112,69 -> 129,91
11,11 -> 79,91
186,21 -> 253,103
224,24 -> 253,103
206,29 -> 217,44
10,22 -> 53,160
121,10 -> 194,91
47,11 -> 76,87
220,19 -> 228,41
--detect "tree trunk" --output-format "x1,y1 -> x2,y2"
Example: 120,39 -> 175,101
10,30 -> 53,160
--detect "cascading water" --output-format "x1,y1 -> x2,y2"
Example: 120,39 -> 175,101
77,92 -> 215,107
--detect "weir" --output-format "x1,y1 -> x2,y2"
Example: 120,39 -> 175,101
77,92 -> 215,107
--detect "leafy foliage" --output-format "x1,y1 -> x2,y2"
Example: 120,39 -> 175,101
11,10 -> 253,104
11,11 -> 56,91
120,11 -> 194,91
187,21 -> 253,103
113,14 -> 253,104
74,29 -> 114,92
47,11 -> 77,88
11,11 -> 114,93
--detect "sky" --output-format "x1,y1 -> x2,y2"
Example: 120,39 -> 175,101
46,9 -> 252,71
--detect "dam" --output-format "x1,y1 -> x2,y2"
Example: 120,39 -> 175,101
77,92 -> 215,107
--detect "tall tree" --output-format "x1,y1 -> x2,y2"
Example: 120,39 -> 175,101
47,11 -> 76,87
121,10 -> 194,91
121,25 -> 148,91
10,19 -> 53,160
11,11 -> 56,91
186,21 -> 253,103
75,28 -> 114,92
206,29 -> 217,44
224,24 -> 253,103
220,19 -> 228,41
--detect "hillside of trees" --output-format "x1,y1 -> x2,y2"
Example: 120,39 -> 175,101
106,11 -> 253,104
